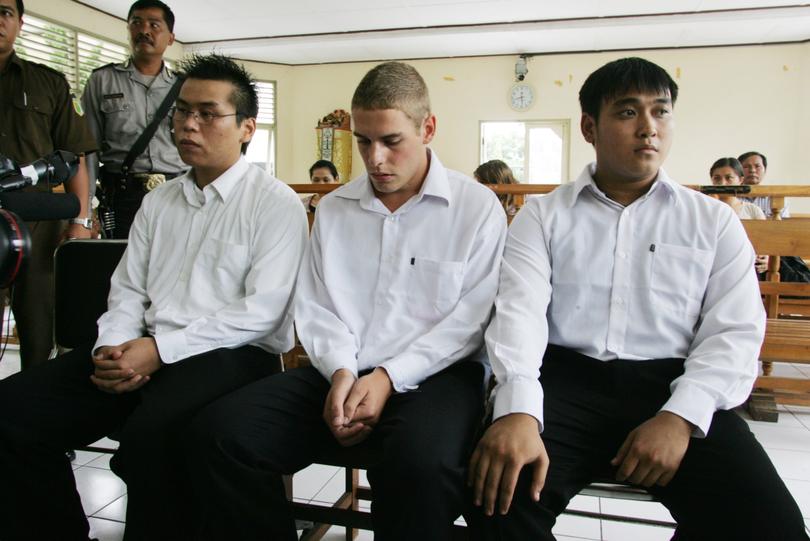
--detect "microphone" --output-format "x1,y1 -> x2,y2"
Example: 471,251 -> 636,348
0,150 -> 79,192
0,193 -> 80,221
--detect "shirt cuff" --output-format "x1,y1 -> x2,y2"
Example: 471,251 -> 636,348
93,331 -> 138,354
153,329 -> 188,365
313,349 -> 358,381
660,383 -> 717,438
379,357 -> 420,393
492,377 -> 545,432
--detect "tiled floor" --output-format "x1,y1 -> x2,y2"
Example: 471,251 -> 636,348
3,349 -> 810,540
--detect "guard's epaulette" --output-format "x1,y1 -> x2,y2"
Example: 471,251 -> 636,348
28,60 -> 69,81
91,62 -> 118,73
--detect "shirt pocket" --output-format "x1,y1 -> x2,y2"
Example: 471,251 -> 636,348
193,239 -> 250,301
11,93 -> 55,157
407,257 -> 465,321
100,96 -> 137,137
649,242 -> 713,316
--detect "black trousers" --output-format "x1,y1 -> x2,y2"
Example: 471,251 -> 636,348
470,345 -> 808,541
185,361 -> 486,541
0,344 -> 279,541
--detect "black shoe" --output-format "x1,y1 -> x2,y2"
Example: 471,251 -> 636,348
66,449 -> 76,462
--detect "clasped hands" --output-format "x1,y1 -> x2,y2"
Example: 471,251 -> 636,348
468,410 -> 692,517
91,337 -> 161,393
323,367 -> 394,447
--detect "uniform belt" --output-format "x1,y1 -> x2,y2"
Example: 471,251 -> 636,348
101,171 -> 180,192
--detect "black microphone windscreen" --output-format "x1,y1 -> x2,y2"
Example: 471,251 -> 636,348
0,192 -> 80,221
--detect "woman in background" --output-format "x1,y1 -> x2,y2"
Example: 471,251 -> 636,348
474,159 -> 519,218
710,157 -> 767,273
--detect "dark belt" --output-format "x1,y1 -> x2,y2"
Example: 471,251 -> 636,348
100,171 -> 181,193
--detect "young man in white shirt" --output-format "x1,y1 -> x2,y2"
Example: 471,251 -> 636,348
468,57 -> 807,540
185,61 -> 507,540
0,54 -> 308,541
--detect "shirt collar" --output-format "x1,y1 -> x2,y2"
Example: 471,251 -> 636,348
335,148 -> 452,212
119,57 -> 174,82
181,156 -> 248,206
566,162 -> 680,208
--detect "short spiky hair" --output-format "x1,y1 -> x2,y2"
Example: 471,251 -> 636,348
16,0 -> 23,17
579,57 -> 678,121
738,151 -> 767,170
351,62 -> 431,129
179,54 -> 258,153
128,0 -> 175,32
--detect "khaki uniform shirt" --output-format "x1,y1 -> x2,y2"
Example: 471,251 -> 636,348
81,58 -> 186,195
0,51 -> 96,192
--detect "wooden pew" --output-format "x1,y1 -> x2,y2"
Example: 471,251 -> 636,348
742,219 -> 810,420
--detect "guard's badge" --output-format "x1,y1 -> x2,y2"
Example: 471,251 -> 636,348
71,94 -> 84,116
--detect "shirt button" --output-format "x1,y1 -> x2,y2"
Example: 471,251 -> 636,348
614,297 -> 624,305
618,252 -> 628,259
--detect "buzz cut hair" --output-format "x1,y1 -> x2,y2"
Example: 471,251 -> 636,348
351,61 -> 431,130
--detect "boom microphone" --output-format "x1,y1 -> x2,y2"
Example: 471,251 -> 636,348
0,193 -> 80,221
0,150 -> 79,192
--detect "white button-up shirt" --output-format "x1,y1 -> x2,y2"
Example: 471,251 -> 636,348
486,163 -> 765,437
95,157 -> 308,363
295,151 -> 507,391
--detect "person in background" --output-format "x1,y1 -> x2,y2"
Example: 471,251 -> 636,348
709,157 -> 767,274
0,0 -> 97,369
475,159 -> 519,218
301,158 -> 339,212
738,151 -> 789,219
82,0 -> 187,239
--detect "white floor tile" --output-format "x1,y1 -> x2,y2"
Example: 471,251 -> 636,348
293,463 -> 340,501
599,498 -> 674,523
601,520 -> 674,541
71,450 -> 103,469
748,423 -> 810,452
87,453 -> 114,470
551,513 -> 601,539
787,405 -> 810,432
568,494 -> 600,512
318,527 -> 374,540
739,405 -> 805,429
312,469 -> 347,504
73,466 -> 127,516
0,347 -> 20,380
768,448 -> 810,482
768,362 -> 806,378
784,479 -> 810,519
87,516 -> 125,541
92,495 -> 127,522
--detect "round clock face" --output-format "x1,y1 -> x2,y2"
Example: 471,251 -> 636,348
509,83 -> 534,111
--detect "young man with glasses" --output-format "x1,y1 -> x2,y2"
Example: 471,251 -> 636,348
0,53 -> 307,541
82,0 -> 187,238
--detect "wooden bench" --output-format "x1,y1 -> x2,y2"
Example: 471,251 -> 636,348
742,219 -> 810,420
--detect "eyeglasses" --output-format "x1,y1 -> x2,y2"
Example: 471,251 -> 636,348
170,106 -> 242,126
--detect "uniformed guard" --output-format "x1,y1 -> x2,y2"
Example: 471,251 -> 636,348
82,0 -> 186,239
0,0 -> 97,369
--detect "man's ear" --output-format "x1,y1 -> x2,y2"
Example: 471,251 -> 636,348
240,117 -> 257,145
422,114 -> 437,144
581,113 -> 596,145
168,33 -> 175,47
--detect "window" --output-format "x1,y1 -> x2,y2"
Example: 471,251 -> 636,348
480,120 -> 570,184
16,14 -> 128,93
245,81 -> 277,175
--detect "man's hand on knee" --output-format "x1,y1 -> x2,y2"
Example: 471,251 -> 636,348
323,369 -> 371,447
91,337 -> 161,394
468,413 -> 548,517
345,367 -> 393,427
612,411 -> 693,488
